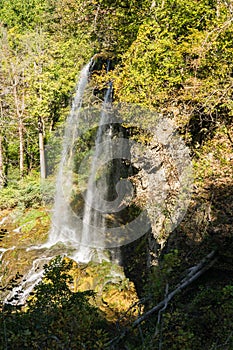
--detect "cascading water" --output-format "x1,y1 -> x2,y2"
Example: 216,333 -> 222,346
48,59 -> 93,248
75,83 -> 113,262
40,61 -> 118,263
49,64 -> 114,263
5,256 -> 53,305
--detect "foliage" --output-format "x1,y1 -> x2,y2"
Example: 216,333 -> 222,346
111,0 -> 233,147
0,1 -> 232,350
0,256 -> 110,349
1,0 -> 232,184
0,174 -> 43,209
0,0 -> 93,185
13,207 -> 49,234
156,283 -> 233,350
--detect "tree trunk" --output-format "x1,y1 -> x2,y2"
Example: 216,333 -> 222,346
38,116 -> 46,179
0,101 -> 6,187
0,133 -> 4,188
18,116 -> 24,178
13,79 -> 25,178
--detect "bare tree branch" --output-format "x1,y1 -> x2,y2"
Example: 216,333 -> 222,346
106,250 -> 217,348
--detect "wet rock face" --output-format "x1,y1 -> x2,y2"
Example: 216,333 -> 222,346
72,260 -> 139,321
130,140 -> 170,242
130,132 -> 192,244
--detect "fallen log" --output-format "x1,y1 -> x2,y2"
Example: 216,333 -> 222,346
106,250 -> 217,348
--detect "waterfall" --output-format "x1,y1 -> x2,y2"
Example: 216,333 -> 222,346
48,63 -> 114,263
48,59 -> 93,248
75,83 -> 113,262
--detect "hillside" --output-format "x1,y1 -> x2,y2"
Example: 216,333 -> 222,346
0,1 -> 233,349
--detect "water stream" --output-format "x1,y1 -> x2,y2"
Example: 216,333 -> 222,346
48,63 -> 114,263
75,82 -> 113,262
48,59 -> 93,249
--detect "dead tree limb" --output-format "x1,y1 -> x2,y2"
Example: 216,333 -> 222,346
106,250 -> 217,349
133,250 -> 217,327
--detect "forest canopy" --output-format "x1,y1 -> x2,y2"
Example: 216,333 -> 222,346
0,0 -> 232,185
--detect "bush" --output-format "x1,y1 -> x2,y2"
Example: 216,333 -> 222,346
0,174 -> 55,210
0,256 -> 110,350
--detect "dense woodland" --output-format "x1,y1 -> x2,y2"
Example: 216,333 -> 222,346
0,1 -> 233,349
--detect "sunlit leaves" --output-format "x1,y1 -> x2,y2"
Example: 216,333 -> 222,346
0,256 -> 109,349
111,0 -> 233,128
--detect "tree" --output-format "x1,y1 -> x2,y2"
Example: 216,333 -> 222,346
110,0 -> 233,144
0,132 -> 4,188
0,2 -> 94,182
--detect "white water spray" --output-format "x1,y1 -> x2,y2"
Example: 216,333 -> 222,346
75,83 -> 113,262
5,256 -> 53,305
48,60 -> 93,248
